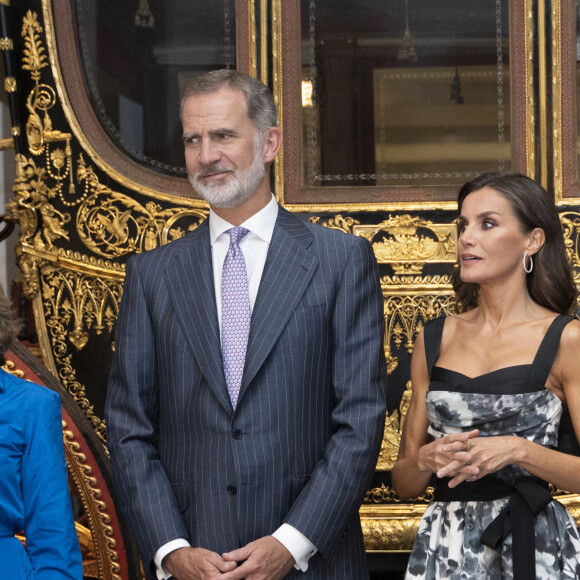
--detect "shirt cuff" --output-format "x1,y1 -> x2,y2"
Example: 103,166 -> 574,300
271,524 -> 317,572
154,538 -> 191,579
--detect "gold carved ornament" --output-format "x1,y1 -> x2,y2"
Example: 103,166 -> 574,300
62,419 -> 121,580
1,359 -> 25,377
8,10 -> 210,441
75,154 -> 207,259
353,215 -> 457,274
560,212 -> 580,284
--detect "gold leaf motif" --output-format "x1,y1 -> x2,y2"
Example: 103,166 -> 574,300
21,11 -> 48,81
310,214 -> 360,234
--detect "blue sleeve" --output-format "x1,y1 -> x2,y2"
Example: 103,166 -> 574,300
21,389 -> 83,579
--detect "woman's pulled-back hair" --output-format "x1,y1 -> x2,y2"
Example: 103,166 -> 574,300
452,172 -> 578,314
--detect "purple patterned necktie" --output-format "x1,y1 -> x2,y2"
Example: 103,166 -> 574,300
221,226 -> 251,408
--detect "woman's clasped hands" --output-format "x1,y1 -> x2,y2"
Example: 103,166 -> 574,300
421,429 -> 524,488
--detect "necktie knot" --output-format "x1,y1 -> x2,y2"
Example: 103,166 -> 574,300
227,226 -> 249,247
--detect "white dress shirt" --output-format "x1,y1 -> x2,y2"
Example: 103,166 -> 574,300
155,195 -> 317,578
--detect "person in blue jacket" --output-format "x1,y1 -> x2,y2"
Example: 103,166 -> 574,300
0,290 -> 82,579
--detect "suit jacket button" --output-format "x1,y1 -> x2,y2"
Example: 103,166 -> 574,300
227,485 -> 237,495
232,428 -> 243,439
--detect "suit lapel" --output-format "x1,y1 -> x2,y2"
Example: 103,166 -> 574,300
165,221 -> 232,414
239,207 -> 318,399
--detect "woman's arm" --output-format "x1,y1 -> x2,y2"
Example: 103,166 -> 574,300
392,330 -> 478,499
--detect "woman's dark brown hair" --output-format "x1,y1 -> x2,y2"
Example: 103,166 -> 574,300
452,172 -> 578,314
0,290 -> 20,359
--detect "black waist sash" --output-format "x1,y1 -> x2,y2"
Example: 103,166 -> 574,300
434,475 -> 553,580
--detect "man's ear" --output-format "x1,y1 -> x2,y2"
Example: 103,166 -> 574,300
262,127 -> 282,163
527,227 -> 546,256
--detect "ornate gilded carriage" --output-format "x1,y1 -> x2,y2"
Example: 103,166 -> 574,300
1,1 -> 580,577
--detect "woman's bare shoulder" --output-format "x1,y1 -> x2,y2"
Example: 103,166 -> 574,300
559,317 -> 580,351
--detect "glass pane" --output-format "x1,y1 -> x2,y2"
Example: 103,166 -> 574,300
301,0 -> 511,188
72,0 -> 236,176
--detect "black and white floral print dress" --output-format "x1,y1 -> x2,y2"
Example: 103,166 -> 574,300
406,315 -> 580,580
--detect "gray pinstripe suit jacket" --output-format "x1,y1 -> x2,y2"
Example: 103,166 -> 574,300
105,205 -> 387,579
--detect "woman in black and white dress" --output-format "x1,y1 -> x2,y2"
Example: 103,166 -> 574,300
393,173 -> 580,579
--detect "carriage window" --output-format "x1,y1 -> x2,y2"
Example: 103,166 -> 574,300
72,0 -> 236,176
299,0 -> 511,191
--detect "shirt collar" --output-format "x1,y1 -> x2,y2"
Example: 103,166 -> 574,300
209,194 -> 278,246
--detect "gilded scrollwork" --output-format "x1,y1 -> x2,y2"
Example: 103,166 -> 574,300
39,262 -> 124,440
364,483 -> 435,505
308,214 -> 360,234
381,274 -> 453,288
560,212 -> 580,282
62,420 -> 121,580
7,154 -> 70,254
41,263 -> 122,350
0,359 -> 25,377
23,10 -> 74,173
76,156 -> 207,258
376,381 -> 413,471
361,516 -> 423,551
382,293 -> 456,375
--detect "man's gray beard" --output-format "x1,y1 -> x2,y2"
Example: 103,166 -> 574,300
189,137 -> 266,209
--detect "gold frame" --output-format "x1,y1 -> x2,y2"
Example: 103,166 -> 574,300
551,0 -> 580,205
271,0 -> 536,213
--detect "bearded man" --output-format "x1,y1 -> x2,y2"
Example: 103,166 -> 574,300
105,70 -> 387,580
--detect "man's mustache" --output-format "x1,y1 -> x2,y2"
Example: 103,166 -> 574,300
195,165 -> 235,179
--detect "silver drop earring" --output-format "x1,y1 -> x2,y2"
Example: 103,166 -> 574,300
523,252 -> 533,274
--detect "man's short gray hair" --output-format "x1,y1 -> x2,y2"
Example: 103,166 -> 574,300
179,69 -> 278,134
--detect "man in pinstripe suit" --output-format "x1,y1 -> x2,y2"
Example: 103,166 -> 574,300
105,70 -> 387,580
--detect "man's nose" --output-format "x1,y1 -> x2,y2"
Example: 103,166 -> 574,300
199,139 -> 221,166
